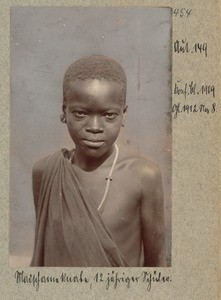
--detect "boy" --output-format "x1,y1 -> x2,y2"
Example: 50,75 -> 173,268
31,55 -> 166,267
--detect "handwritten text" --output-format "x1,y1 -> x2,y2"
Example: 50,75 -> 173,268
174,38 -> 208,57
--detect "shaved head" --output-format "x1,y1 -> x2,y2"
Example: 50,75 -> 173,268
63,55 -> 127,105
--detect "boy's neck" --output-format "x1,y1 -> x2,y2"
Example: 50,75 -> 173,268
72,145 -> 116,172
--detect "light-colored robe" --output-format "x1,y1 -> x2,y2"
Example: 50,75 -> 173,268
31,149 -> 129,267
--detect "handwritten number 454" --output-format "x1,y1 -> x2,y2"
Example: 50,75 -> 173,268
173,8 -> 192,18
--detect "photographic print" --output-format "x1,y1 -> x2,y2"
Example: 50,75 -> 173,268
9,7 -> 172,268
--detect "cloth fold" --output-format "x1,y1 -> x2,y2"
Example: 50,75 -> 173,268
31,150 -> 129,267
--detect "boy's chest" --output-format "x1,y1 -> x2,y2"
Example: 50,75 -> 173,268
76,166 -> 141,230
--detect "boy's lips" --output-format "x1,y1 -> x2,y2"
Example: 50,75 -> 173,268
82,139 -> 105,148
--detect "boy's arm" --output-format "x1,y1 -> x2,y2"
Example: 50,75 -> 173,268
140,162 -> 167,267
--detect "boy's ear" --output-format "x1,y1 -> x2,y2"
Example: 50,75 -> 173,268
60,102 -> 67,123
123,105 -> 128,114
62,101 -> 67,113
122,105 -> 128,127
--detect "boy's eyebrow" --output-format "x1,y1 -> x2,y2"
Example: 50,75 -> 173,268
68,103 -> 122,110
68,105 -> 88,109
69,107 -> 122,113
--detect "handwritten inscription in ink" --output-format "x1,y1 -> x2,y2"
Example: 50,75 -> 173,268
172,103 -> 217,119
172,80 -> 217,118
14,270 -> 172,292
174,39 -> 208,57
174,80 -> 216,99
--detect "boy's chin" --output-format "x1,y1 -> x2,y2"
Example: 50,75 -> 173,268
78,143 -> 114,158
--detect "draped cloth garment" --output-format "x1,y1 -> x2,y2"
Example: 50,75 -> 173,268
31,150 -> 129,267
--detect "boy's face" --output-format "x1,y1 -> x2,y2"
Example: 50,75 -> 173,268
63,79 -> 126,159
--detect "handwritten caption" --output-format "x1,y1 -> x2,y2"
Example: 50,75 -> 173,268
172,103 -> 216,119
172,80 -> 216,118
174,39 -> 208,57
14,270 -> 172,292
172,6 -> 217,120
173,8 -> 192,18
174,80 -> 215,99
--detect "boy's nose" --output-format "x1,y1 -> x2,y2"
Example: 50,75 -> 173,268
85,116 -> 104,134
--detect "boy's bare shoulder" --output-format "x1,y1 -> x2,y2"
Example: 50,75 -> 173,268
120,144 -> 161,181
132,157 -> 162,193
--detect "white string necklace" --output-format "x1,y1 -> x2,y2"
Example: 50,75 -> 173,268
69,144 -> 119,211
98,144 -> 119,211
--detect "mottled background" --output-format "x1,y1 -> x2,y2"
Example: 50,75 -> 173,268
10,7 -> 171,266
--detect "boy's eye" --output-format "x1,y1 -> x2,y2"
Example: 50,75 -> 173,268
104,113 -> 118,120
72,111 -> 87,118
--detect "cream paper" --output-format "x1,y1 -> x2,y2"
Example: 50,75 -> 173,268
0,0 -> 220,299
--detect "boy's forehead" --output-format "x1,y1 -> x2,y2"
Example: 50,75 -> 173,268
68,79 -> 123,98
